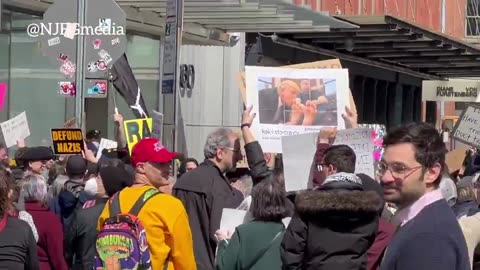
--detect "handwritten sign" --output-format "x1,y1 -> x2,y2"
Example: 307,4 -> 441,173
1,112 -> 30,148
334,128 -> 374,177
51,128 -> 84,155
123,118 -> 153,154
151,110 -> 164,140
96,138 -> 118,159
452,105 -> 480,147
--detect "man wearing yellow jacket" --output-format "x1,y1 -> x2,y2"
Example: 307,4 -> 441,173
97,138 -> 196,270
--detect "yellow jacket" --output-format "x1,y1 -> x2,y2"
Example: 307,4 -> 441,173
97,186 -> 196,270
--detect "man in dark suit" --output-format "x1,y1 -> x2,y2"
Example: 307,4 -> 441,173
258,80 -> 301,124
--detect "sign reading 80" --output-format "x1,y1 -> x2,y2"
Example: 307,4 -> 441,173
179,64 -> 195,93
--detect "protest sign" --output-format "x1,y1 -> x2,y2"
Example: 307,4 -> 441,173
96,138 -> 118,159
446,146 -> 469,173
151,110 -> 164,140
281,132 -> 318,192
51,128 -> 84,155
1,111 -> 30,148
245,66 -> 349,153
220,208 -> 291,232
334,128 -> 375,177
452,105 -> 480,147
124,118 -> 153,153
237,59 -> 357,115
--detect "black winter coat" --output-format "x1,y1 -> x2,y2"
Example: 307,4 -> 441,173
281,183 -> 381,270
64,198 -> 109,270
173,160 -> 244,270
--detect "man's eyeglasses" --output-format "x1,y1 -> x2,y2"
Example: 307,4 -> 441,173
377,162 -> 423,180
316,164 -> 327,172
224,147 -> 241,153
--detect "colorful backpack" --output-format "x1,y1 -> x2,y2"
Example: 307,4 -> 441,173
93,188 -> 162,270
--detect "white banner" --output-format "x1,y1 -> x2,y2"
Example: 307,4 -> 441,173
422,79 -> 480,102
452,105 -> 480,147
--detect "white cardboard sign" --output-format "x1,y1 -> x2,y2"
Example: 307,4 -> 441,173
1,112 -> 30,148
334,128 -> 375,178
452,105 -> 480,147
96,138 -> 118,159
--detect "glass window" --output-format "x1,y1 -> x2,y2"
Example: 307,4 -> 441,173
125,35 -> 160,69
9,13 -> 66,147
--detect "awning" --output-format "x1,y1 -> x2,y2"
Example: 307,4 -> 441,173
3,0 -> 357,46
272,15 -> 480,80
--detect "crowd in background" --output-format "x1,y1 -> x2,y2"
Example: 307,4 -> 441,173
0,105 -> 479,270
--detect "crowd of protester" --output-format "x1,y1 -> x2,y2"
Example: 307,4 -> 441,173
0,106 -> 479,270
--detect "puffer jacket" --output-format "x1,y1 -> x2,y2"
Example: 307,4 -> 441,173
281,174 -> 382,270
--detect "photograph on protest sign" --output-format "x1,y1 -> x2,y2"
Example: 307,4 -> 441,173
51,128 -> 84,155
245,66 -> 349,153
123,118 -> 152,153
451,104 -> 480,147
1,111 -> 31,148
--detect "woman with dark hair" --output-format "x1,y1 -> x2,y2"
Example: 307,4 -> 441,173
0,170 -> 39,270
215,176 -> 289,270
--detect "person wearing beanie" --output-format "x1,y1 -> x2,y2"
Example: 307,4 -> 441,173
56,155 -> 93,234
281,145 -> 382,270
65,158 -> 131,270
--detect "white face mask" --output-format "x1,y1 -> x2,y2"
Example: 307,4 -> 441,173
84,177 -> 98,196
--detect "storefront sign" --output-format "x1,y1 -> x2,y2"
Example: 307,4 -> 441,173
51,128 -> 84,154
422,79 -> 480,102
123,118 -> 153,153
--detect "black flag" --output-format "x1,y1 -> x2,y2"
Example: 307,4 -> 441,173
110,53 -> 149,118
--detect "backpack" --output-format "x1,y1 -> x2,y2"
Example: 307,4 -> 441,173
94,188 -> 164,270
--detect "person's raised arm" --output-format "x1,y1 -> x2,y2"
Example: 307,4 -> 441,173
113,113 -> 127,149
242,105 -> 270,184
342,106 -> 358,129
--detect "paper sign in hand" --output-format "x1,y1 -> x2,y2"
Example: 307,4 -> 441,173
0,84 -> 7,112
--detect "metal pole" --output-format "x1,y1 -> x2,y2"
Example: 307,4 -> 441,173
172,0 -> 184,181
74,0 -> 86,128
440,0 -> 445,130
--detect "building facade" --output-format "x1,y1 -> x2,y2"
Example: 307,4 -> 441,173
0,11 -> 245,160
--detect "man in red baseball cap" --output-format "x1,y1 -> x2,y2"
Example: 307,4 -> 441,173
97,138 -> 196,270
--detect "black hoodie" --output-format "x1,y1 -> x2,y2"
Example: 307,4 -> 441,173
281,173 -> 382,270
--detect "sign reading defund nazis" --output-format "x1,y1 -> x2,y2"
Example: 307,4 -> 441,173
51,128 -> 85,155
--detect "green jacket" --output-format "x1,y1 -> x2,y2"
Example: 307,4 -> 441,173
216,220 -> 285,270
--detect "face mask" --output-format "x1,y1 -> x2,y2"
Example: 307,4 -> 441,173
84,177 -> 98,196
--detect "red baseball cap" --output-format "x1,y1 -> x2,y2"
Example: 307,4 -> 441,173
131,138 -> 178,167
